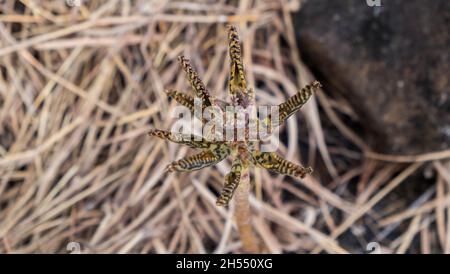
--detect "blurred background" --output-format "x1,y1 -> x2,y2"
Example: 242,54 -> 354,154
0,0 -> 449,253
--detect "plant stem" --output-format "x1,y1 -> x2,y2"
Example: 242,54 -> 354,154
234,167 -> 260,253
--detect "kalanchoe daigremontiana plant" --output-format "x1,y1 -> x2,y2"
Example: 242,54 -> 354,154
149,25 -> 320,207
149,26 -> 320,253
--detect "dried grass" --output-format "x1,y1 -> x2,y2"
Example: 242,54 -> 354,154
1,0 -> 449,254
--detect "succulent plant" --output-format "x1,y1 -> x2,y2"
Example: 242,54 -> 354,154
148,25 -> 320,208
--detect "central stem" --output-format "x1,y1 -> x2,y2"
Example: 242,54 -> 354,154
234,167 -> 260,253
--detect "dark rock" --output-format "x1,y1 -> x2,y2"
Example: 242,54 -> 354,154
294,0 -> 450,154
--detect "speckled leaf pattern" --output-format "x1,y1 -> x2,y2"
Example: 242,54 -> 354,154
165,89 -> 195,112
251,151 -> 313,178
178,55 -> 212,108
228,25 -> 254,106
166,149 -> 229,172
278,80 -> 321,124
148,129 -> 220,149
216,158 -> 242,206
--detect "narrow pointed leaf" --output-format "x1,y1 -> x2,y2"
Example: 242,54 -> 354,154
178,56 -> 212,108
165,89 -> 205,121
216,159 -> 242,206
251,151 -> 313,178
165,89 -> 195,112
277,81 -> 321,124
166,149 -> 228,172
227,25 -> 253,106
148,129 -> 221,149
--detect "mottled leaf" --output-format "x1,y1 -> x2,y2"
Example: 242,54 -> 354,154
251,151 -> 313,178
